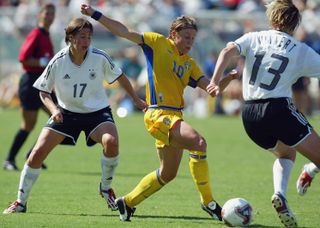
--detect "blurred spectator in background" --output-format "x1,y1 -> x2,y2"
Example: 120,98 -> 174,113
13,0 -> 40,37
201,0 -> 219,10
221,57 -> 243,116
237,0 -> 265,13
292,0 -> 320,115
122,47 -> 143,86
3,3 -> 55,171
291,77 -> 312,115
0,0 -> 19,7
109,46 -> 144,116
222,0 -> 241,10
204,50 -> 243,116
203,50 -> 217,78
292,0 -> 315,116
203,50 -> 225,114
154,0 -> 183,18
68,0 -> 89,16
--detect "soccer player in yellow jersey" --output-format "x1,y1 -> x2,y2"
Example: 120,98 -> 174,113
81,3 -> 236,222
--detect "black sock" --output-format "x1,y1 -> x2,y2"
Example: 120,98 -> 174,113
6,129 -> 29,162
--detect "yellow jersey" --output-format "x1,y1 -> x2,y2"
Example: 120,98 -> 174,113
141,32 -> 204,110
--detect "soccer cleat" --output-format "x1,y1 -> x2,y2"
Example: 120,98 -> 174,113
3,161 -> 19,171
115,197 -> 136,222
3,201 -> 27,214
99,183 -> 118,211
201,200 -> 222,221
296,166 -> 313,196
271,192 -> 297,227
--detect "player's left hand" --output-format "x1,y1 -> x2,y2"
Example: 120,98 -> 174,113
133,98 -> 148,112
80,4 -> 94,17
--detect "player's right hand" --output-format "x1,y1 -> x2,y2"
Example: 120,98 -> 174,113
80,4 -> 94,17
51,109 -> 63,123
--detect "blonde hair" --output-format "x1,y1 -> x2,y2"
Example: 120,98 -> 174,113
65,18 -> 93,44
266,0 -> 301,34
169,15 -> 198,39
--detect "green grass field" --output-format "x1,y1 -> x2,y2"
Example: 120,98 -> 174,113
0,108 -> 319,227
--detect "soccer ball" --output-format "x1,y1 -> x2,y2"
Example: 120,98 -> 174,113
222,198 -> 253,227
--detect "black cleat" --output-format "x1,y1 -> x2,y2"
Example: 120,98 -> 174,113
201,200 -> 222,221
115,197 -> 136,221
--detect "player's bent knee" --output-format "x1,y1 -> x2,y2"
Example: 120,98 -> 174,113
197,137 -> 207,151
102,143 -> 119,158
157,166 -> 176,182
102,135 -> 118,150
23,125 -> 35,132
160,171 -> 177,183
161,174 -> 176,183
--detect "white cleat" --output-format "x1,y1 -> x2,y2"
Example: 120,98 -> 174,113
3,201 -> 27,214
99,183 -> 118,211
296,166 -> 314,196
271,193 -> 297,227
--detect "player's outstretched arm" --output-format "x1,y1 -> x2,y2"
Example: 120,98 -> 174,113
80,4 -> 142,44
117,74 -> 148,111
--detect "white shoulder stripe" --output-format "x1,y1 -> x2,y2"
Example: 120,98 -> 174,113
44,52 -> 66,79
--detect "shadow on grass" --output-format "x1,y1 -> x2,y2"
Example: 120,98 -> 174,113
133,214 -> 213,221
30,212 -> 215,221
250,225 -> 283,228
29,211 -> 118,217
133,216 -> 282,228
28,212 -> 282,227
50,170 -> 191,179
27,212 -> 297,227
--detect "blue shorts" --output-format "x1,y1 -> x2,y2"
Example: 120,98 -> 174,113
45,106 -> 115,146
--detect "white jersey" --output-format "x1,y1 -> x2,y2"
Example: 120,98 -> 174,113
33,46 -> 122,113
234,30 -> 320,101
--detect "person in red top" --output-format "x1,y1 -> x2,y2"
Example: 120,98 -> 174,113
3,3 -> 56,171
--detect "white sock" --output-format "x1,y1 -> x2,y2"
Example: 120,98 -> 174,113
273,158 -> 293,197
101,154 -> 119,190
17,164 -> 41,205
305,162 -> 320,177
